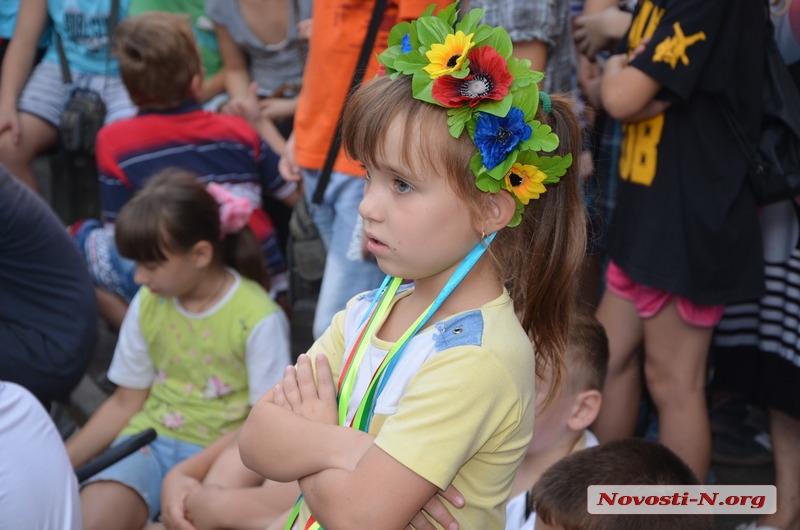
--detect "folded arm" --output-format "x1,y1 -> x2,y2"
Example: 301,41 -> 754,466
601,40 -> 668,122
239,354 -> 445,529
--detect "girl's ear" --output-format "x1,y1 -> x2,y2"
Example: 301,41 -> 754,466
191,240 -> 214,269
482,190 -> 516,234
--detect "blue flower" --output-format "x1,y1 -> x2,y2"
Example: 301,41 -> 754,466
473,107 -> 532,170
401,34 -> 412,53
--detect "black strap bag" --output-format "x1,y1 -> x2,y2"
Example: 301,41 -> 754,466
721,7 -> 800,205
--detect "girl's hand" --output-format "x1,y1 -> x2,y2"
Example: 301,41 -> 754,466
573,7 -> 633,58
0,106 -> 21,145
277,133 -> 301,182
629,36 -> 651,61
407,483 -> 464,530
160,473 -> 202,530
297,18 -> 312,40
221,82 -> 261,126
183,486 -> 224,530
273,354 -> 338,425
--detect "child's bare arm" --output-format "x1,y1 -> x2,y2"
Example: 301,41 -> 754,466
214,23 -> 252,102
250,354 -> 455,529
161,431 -> 241,530
183,480 -> 301,530
298,445 -> 439,529
239,355 -> 374,482
66,386 -> 149,467
203,430 -> 265,488
601,53 -> 663,121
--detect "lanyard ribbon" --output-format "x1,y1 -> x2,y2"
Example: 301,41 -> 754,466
287,235 -> 495,530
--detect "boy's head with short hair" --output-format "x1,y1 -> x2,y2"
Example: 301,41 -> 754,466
531,438 -> 713,530
113,12 -> 202,109
529,311 -> 608,456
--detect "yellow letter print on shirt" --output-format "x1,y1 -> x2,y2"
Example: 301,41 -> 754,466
620,115 -> 664,187
653,22 -> 707,69
619,0 -> 665,186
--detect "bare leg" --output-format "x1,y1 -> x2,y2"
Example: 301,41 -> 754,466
642,300 -> 712,481
96,286 -> 129,332
593,290 -> 644,442
759,408 -> 800,529
0,112 -> 58,191
80,481 -> 149,530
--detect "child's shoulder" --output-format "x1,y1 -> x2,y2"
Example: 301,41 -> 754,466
433,290 -> 531,357
229,274 -> 281,315
347,285 -> 531,357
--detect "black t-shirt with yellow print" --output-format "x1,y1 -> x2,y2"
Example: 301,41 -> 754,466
607,0 -> 765,305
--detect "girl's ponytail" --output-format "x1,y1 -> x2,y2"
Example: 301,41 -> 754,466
221,229 -> 270,291
493,93 -> 587,406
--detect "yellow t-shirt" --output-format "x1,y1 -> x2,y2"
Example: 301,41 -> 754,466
299,287 -> 536,529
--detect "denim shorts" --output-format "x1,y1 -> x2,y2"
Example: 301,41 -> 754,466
17,60 -> 135,128
82,434 -> 204,522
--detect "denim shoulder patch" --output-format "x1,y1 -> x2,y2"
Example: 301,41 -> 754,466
433,310 -> 484,351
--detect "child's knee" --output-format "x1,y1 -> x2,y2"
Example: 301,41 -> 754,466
0,127 -> 52,165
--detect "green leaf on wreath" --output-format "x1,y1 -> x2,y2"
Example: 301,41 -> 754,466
388,22 -> 412,47
447,105 -> 473,138
456,8 -> 484,35
520,121 -> 559,152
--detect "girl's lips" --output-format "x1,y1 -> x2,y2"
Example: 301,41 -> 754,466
364,232 -> 388,254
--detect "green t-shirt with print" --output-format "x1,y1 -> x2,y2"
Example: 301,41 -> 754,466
121,279 -> 278,446
129,0 -> 222,78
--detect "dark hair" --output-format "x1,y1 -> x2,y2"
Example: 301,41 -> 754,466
115,168 -> 269,289
566,311 -> 609,393
531,438 -> 713,530
341,75 -> 587,404
113,12 -> 201,109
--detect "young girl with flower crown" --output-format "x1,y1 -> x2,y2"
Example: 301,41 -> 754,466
238,4 -> 586,529
66,169 -> 291,530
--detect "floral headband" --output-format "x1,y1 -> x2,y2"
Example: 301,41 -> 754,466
378,3 -> 573,226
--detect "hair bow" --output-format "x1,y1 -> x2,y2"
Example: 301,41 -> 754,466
206,183 -> 254,236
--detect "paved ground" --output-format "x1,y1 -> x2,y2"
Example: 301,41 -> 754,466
37,157 -> 773,530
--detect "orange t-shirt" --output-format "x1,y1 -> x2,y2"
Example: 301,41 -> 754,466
293,0 -> 451,177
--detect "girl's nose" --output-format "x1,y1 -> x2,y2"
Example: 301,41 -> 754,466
358,179 -> 382,222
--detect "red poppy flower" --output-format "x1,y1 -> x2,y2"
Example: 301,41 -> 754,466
432,46 -> 513,108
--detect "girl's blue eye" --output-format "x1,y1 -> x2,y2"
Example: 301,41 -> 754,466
394,179 -> 413,194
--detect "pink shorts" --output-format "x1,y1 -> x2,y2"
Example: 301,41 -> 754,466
605,261 -> 725,328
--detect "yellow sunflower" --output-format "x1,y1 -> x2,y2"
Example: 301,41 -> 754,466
504,163 -> 547,204
423,31 -> 475,79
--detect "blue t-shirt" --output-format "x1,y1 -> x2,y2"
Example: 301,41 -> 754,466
42,0 -> 130,75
